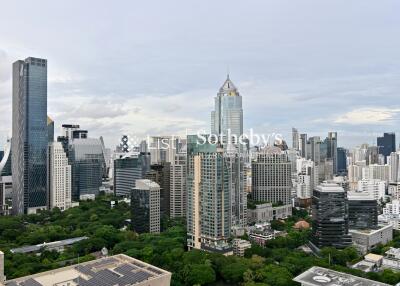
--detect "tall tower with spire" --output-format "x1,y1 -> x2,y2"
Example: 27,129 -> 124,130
211,75 -> 243,142
213,75 -> 246,229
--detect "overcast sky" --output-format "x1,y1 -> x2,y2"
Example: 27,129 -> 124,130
1,0 -> 400,149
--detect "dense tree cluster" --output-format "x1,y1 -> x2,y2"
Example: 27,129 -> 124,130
0,197 -> 399,285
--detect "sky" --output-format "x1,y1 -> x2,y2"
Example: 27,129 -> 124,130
0,0 -> 400,149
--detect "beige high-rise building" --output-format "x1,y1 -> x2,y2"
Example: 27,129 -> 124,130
170,152 -> 186,218
47,142 -> 72,211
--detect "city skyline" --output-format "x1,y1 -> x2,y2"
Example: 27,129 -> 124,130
1,1 -> 400,149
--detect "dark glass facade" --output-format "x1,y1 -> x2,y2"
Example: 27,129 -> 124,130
348,199 -> 378,229
131,188 -> 150,233
145,162 -> 170,218
311,184 -> 352,249
337,147 -> 347,175
12,57 -> 48,214
377,133 -> 395,163
69,138 -> 105,200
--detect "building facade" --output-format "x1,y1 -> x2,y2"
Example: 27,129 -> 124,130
347,191 -> 378,229
69,138 -> 106,200
252,147 -> 292,205
47,142 -> 72,211
186,135 -> 231,253
311,183 -> 352,249
131,179 -> 160,234
114,153 -> 150,197
170,152 -> 187,218
377,132 -> 395,164
12,57 -> 48,214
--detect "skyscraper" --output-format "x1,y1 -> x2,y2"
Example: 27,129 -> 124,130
327,132 -> 338,174
113,152 -> 150,197
210,75 -> 247,228
170,151 -> 186,218
252,147 -> 292,205
211,75 -> 243,142
145,162 -> 171,218
186,135 -> 231,252
311,183 -> 352,249
377,132 -> 396,164
337,147 -> 347,175
69,138 -> 106,200
299,133 -> 307,158
47,142 -> 72,211
292,128 -> 299,150
12,57 -> 48,214
307,136 -> 321,166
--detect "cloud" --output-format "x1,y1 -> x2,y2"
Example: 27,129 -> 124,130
334,107 -> 400,125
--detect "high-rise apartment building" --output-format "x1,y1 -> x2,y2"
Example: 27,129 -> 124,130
296,158 -> 318,205
47,142 -> 72,211
170,151 -> 186,218
252,147 -> 292,204
389,152 -> 400,183
311,183 -> 352,249
186,135 -> 231,252
377,133 -> 396,164
131,179 -> 160,234
12,57 -> 48,214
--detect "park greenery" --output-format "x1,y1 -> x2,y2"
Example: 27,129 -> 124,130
0,196 -> 399,285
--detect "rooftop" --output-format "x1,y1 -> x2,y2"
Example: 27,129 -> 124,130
293,266 -> 391,286
6,254 -> 171,286
10,237 -> 89,254
385,247 -> 400,257
315,183 -> 344,193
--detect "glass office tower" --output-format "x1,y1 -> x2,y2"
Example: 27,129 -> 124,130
211,75 -> 243,142
12,57 -> 48,214
377,132 -> 396,164
69,138 -> 106,200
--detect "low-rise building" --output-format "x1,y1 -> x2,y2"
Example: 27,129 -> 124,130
232,239 -> 251,257
248,223 -> 277,247
247,202 -> 292,224
3,254 -> 171,286
382,247 -> 400,271
293,266 -> 391,286
349,224 -> 393,254
352,253 -> 383,272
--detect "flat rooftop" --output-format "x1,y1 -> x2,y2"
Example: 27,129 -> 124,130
6,254 -> 171,286
293,266 -> 391,286
10,237 -> 88,254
